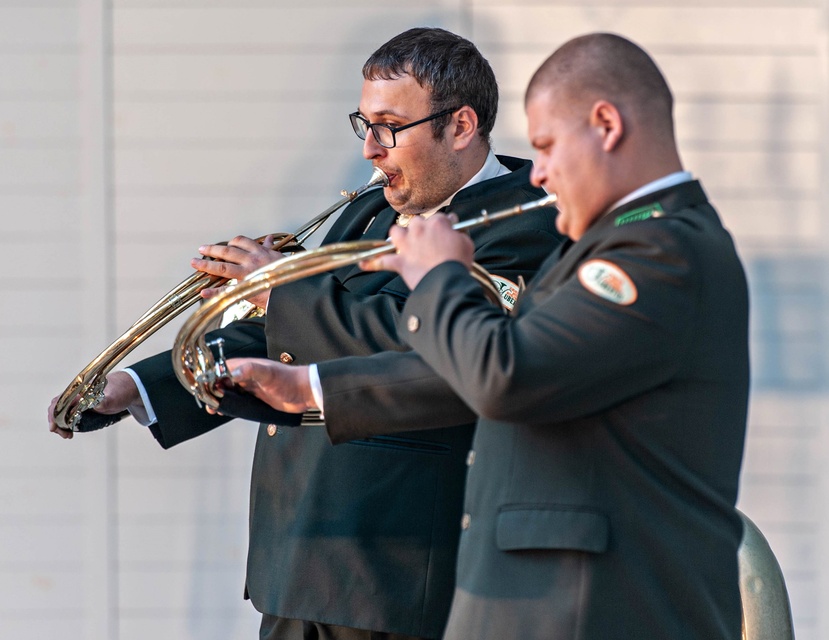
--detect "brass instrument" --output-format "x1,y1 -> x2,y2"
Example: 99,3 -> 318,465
171,194 -> 558,415
52,167 -> 389,432
737,510 -> 795,639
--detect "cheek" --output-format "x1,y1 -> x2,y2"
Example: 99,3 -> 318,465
391,147 -> 417,177
559,154 -> 587,192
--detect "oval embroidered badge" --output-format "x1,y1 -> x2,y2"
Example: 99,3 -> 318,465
577,260 -> 638,305
488,275 -> 519,311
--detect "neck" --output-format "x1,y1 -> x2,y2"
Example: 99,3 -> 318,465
610,141 -> 683,204
458,140 -> 491,184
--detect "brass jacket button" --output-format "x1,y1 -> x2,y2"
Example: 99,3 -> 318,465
461,513 -> 471,530
279,352 -> 295,364
267,424 -> 277,437
407,315 -> 421,333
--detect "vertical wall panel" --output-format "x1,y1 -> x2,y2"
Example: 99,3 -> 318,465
0,1 -> 115,639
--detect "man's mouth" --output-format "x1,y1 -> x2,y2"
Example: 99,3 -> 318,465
377,168 -> 398,187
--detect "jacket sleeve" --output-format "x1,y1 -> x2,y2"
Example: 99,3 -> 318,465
318,350 -> 478,444
401,224 -> 710,425
128,317 -> 268,448
309,216 -> 564,442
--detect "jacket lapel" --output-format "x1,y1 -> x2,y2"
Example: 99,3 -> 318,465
334,206 -> 398,283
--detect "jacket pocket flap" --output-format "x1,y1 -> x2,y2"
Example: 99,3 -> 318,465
496,507 -> 609,553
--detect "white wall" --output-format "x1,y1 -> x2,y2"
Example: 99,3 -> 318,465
1,1 -> 826,638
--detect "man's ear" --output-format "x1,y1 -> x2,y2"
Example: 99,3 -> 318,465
451,106 -> 479,150
590,100 -> 623,152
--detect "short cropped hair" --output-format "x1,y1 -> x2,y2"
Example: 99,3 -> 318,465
526,33 -> 674,135
363,27 -> 498,144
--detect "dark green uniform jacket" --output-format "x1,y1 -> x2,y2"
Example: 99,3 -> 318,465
320,181 -> 749,640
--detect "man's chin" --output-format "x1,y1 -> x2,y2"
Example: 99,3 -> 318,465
384,191 -> 410,213
555,215 -> 569,238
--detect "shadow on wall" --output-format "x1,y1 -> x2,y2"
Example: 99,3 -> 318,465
747,255 -> 827,392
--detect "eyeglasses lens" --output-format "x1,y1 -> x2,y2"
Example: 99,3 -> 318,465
349,113 -> 395,149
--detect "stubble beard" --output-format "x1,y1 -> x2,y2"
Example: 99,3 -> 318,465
391,150 -> 464,217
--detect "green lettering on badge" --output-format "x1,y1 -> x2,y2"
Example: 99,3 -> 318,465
614,203 -> 664,227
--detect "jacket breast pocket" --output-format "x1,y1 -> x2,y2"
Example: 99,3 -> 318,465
496,506 -> 610,553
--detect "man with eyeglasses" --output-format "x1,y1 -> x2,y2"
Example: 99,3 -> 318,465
48,27 -> 563,640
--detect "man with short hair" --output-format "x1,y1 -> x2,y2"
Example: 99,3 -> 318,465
225,33 -> 749,639
49,27 -> 563,640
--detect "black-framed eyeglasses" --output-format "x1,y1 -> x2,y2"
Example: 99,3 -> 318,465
349,107 -> 460,149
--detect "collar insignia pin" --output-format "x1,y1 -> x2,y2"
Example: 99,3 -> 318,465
615,203 -> 664,227
396,213 -> 416,227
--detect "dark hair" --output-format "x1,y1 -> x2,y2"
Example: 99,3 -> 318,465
363,27 -> 498,144
526,33 -> 674,135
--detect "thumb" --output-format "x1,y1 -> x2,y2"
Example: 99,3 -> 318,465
360,253 -> 402,274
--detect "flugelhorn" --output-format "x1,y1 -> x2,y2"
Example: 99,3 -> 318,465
172,193 -> 558,415
52,167 -> 389,432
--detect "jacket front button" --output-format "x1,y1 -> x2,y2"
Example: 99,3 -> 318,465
407,315 -> 421,333
279,352 -> 295,364
267,424 -> 277,436
461,513 -> 471,530
466,450 -> 476,466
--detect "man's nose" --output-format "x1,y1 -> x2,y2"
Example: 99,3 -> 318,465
529,162 -> 545,188
362,129 -> 387,160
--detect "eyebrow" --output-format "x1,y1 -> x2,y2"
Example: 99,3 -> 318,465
357,107 -> 406,120
529,133 -> 552,149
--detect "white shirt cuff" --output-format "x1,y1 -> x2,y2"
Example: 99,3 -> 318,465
308,364 -> 325,414
122,368 -> 158,426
